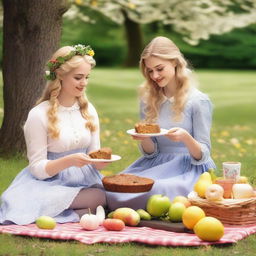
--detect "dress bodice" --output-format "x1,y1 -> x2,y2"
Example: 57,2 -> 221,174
140,88 -> 213,162
23,100 -> 100,179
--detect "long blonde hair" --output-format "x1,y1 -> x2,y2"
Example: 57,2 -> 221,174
36,46 -> 96,139
139,36 -> 195,122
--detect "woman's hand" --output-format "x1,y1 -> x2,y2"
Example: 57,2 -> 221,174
165,127 -> 202,160
92,162 -> 109,170
165,127 -> 190,143
131,135 -> 155,155
46,153 -> 94,177
68,153 -> 109,170
68,153 -> 93,167
131,134 -> 148,141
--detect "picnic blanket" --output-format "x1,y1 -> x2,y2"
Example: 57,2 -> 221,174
1,223 -> 256,246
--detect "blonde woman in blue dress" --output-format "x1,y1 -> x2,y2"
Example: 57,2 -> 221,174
0,45 -> 109,225
107,36 -> 216,211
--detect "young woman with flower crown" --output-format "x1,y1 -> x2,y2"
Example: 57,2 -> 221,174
106,36 -> 216,211
0,45 -> 109,225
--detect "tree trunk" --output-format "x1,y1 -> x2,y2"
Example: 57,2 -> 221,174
123,11 -> 143,67
0,0 -> 69,155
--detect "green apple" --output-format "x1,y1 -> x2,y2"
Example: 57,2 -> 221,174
36,216 -> 56,229
146,194 -> 171,217
172,195 -> 191,208
136,209 -> 151,220
168,202 -> 186,222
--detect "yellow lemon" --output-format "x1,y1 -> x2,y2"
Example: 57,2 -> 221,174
237,176 -> 248,184
182,206 -> 205,229
194,217 -> 224,241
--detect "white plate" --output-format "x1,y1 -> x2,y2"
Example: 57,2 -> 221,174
126,128 -> 169,137
89,154 -> 121,163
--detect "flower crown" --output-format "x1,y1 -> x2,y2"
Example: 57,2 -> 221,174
45,44 -> 95,81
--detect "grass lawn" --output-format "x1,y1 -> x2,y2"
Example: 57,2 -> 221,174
0,68 -> 256,255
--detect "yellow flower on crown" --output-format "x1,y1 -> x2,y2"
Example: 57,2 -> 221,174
87,50 -> 95,56
45,44 -> 95,81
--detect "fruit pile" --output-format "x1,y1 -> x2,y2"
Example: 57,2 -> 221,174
38,169 -> 249,242
190,169 -> 255,201
104,194 -> 224,242
35,194 -> 225,242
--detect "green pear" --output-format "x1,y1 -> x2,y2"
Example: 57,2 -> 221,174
194,172 -> 213,198
136,209 -> 151,220
107,211 -> 114,218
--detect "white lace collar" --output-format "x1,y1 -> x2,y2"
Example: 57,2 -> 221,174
58,101 -> 80,112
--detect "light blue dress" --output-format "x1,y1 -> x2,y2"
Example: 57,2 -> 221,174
0,149 -> 103,225
106,88 -> 216,211
0,101 -> 103,225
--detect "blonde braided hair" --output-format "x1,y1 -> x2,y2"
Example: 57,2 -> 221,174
37,46 -> 96,139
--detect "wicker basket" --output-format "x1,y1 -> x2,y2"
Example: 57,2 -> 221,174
189,197 -> 256,225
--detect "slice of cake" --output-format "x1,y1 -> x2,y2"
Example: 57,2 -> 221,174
135,123 -> 160,134
102,174 -> 154,193
89,147 -> 112,159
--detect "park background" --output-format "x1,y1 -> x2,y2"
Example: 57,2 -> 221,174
0,1 -> 256,255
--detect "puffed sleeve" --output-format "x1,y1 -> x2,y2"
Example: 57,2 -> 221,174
23,106 -> 51,180
191,97 -> 213,165
86,103 -> 100,153
138,101 -> 159,158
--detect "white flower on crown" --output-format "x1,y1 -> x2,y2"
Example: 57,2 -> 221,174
45,71 -> 50,76
73,44 -> 85,50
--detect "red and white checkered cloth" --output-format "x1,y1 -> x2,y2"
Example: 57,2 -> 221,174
1,223 -> 256,246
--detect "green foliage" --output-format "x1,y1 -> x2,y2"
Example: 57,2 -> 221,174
0,68 -> 256,254
142,23 -> 256,69
61,14 -> 256,69
183,25 -> 256,69
62,10 -> 126,66
0,8 -> 255,68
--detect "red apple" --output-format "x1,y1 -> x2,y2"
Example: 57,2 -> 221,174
146,194 -> 171,217
103,218 -> 125,231
113,207 -> 140,226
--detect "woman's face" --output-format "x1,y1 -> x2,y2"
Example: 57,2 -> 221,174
144,56 -> 176,88
60,60 -> 91,99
